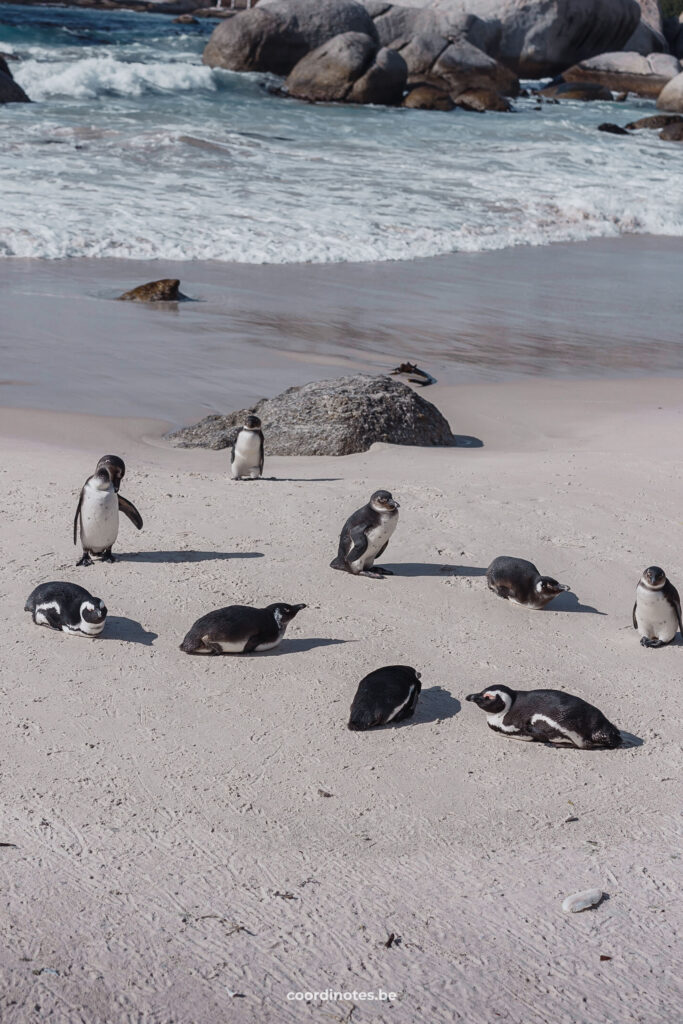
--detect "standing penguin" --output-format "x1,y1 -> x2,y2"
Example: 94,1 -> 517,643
73,465 -> 143,566
330,490 -> 399,579
486,556 -> 570,609
633,566 -> 682,648
348,665 -> 422,731
231,415 -> 264,480
180,602 -> 306,654
466,685 -> 622,749
25,581 -> 107,637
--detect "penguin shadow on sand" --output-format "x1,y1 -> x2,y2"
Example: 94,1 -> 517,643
381,563 -> 488,579
102,616 -> 157,646
396,686 -> 461,728
118,550 -> 264,564
543,591 -> 606,616
257,637 -> 353,656
256,477 -> 343,483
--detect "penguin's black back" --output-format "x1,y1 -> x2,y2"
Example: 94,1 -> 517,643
25,581 -> 95,613
348,665 -> 421,731
335,501 -> 380,561
512,688 -> 621,748
180,605 -> 275,650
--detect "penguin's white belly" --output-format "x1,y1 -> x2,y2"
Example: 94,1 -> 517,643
635,588 -> 678,641
216,639 -> 249,653
254,635 -> 283,652
352,517 -> 397,570
232,432 -> 262,478
81,488 -> 119,553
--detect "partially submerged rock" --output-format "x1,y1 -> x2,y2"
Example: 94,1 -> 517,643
402,83 -> 455,110
540,81 -> 613,102
563,51 -> 681,99
166,374 -> 456,455
454,87 -> 512,112
118,279 -> 184,302
660,121 -> 683,140
625,113 -> 683,129
597,122 -> 630,135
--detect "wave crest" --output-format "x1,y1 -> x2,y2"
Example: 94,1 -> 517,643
14,55 -> 219,100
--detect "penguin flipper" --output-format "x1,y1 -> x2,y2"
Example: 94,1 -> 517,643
345,527 -> 369,566
73,488 -> 84,545
632,602 -> 638,630
258,431 -> 264,475
118,495 -> 143,530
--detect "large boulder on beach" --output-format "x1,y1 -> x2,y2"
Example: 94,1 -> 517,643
623,0 -> 668,55
202,0 -> 377,75
657,70 -> 683,111
563,52 -> 681,99
0,57 -> 30,104
286,31 -> 407,104
166,374 -> 456,455
365,0 -> 641,78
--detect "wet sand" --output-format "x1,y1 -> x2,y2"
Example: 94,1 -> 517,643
2,234 -> 683,425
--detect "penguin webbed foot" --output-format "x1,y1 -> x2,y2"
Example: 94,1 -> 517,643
102,549 -> 116,563
77,553 -> 93,567
374,566 -> 394,576
359,570 -> 386,579
640,636 -> 664,648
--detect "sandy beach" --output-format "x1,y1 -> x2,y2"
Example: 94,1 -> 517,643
0,352 -> 681,1021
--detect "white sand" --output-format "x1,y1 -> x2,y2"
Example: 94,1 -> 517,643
0,377 -> 681,1023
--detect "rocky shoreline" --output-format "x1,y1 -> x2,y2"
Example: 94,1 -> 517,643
4,0 -> 683,128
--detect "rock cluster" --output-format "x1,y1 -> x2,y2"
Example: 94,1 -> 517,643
166,374 -> 457,456
0,55 -> 30,104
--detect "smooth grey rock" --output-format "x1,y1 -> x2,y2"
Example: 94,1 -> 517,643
203,0 -> 377,75
166,374 -> 457,455
564,51 -> 681,98
624,0 -> 668,55
657,69 -> 683,111
348,44 -> 407,104
286,31 -> 377,101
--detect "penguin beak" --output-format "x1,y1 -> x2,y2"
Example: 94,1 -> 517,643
558,584 -> 570,592
391,500 -> 400,509
293,604 -> 307,612
465,693 -> 479,704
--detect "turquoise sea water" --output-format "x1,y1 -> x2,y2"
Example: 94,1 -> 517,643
2,3 -> 683,263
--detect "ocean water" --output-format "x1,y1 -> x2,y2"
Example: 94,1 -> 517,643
1,2 -> 683,264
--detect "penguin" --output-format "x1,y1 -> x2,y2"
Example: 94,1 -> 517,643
25,581 -> 107,637
465,685 -> 622,749
96,455 -> 126,492
348,665 -> 421,731
179,602 -> 306,654
231,415 -> 264,480
633,566 -> 682,648
73,465 -> 143,566
330,490 -> 399,579
486,556 -> 570,609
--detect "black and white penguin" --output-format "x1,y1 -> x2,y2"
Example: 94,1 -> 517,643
465,685 -> 622,749
96,455 -> 126,493
633,565 -> 682,648
231,415 -> 264,480
486,555 -> 570,609
25,581 -> 107,637
330,490 -> 399,580
179,602 -> 306,654
73,465 -> 143,566
348,665 -> 421,731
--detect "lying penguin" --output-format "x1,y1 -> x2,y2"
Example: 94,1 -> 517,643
486,556 -> 570,609
180,602 -> 306,654
25,581 -> 107,637
331,490 -> 399,580
633,565 -> 682,648
74,463 -> 143,566
231,415 -> 264,480
348,665 -> 421,731
466,685 -> 622,749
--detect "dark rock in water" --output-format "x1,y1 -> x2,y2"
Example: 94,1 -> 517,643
202,0 -> 377,76
626,113 -> 683,129
174,13 -> 198,23
660,121 -> 683,141
166,374 -> 456,455
285,31 -> 406,105
540,81 -> 613,101
118,279 -> 184,302
402,84 -> 455,110
453,88 -> 512,112
0,57 -> 30,104
597,122 -> 630,135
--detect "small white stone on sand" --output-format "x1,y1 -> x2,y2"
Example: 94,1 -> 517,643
562,889 -> 604,914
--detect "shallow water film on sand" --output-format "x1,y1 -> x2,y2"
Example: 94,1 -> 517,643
2,2 -> 683,262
